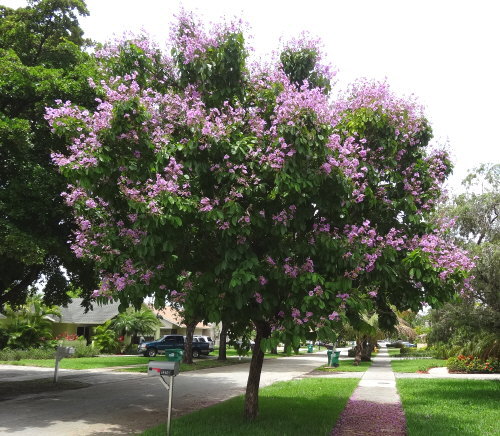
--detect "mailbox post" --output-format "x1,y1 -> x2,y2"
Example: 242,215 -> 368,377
148,361 -> 180,436
53,346 -> 75,383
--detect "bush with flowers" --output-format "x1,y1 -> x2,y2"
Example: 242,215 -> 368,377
447,354 -> 500,373
55,332 -> 100,357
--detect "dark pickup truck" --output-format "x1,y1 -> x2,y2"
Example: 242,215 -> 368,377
138,334 -> 211,358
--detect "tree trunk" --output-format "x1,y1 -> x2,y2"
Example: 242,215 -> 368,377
182,320 -> 197,364
270,345 -> 278,354
361,337 -> 372,361
243,320 -> 271,420
218,322 -> 228,361
353,338 -> 362,366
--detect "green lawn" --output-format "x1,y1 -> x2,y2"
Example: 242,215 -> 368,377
0,355 -> 151,369
387,348 -> 401,356
316,359 -> 372,372
218,347 -> 318,359
391,358 -> 447,373
141,378 -> 359,436
0,347 -> 320,370
398,379 -> 500,436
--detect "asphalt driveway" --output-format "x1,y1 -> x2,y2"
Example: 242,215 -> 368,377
0,352 -> 331,435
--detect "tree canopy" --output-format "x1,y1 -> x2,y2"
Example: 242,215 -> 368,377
429,164 -> 499,358
46,11 -> 473,418
0,0 -> 98,309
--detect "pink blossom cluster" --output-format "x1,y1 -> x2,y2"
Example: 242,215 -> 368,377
170,9 -> 245,64
46,13 -> 473,312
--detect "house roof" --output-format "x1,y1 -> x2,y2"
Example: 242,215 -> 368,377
47,298 -> 120,325
153,306 -> 210,329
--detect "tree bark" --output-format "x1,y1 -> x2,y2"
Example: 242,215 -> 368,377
353,338 -> 362,366
243,320 -> 271,420
182,319 -> 197,364
284,342 -> 292,355
361,337 -> 372,361
218,322 -> 228,361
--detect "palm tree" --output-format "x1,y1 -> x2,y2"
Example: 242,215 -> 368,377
110,306 -> 159,344
3,296 -> 60,348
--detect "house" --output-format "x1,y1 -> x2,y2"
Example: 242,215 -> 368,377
152,306 -> 215,340
44,300 -> 215,344
46,298 -> 120,343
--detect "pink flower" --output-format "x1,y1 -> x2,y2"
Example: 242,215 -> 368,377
254,292 -> 263,304
328,311 -> 340,321
85,199 -> 97,208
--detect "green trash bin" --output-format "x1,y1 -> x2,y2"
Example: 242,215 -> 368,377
331,351 -> 341,367
327,349 -> 332,365
307,344 -> 314,353
165,348 -> 184,362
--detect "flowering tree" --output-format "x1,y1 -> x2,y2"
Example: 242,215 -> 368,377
46,12 -> 473,419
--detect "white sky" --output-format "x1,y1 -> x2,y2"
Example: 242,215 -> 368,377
3,0 -> 499,193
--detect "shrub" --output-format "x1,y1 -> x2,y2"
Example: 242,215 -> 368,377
59,338 -> 100,358
429,344 -> 461,359
123,343 -> 138,354
92,321 -> 122,354
399,347 -> 434,358
0,347 -> 56,361
447,355 -> 500,373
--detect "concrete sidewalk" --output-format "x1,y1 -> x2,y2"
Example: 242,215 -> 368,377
331,347 -> 406,435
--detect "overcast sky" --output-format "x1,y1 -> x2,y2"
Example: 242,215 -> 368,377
4,0 -> 499,193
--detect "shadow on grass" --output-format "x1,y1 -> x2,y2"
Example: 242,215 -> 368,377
142,378 -> 359,436
398,379 -> 500,436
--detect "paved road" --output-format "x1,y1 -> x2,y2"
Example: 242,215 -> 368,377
0,352 -> 332,435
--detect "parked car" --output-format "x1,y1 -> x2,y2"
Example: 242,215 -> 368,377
402,341 -> 417,348
193,335 -> 214,351
386,340 -> 416,348
138,334 -> 211,358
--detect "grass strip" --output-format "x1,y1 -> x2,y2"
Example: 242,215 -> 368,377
397,379 -> 500,436
141,377 -> 359,436
387,348 -> 402,356
391,358 -> 447,373
0,356 -> 156,369
316,359 -> 372,372
218,347 -> 319,359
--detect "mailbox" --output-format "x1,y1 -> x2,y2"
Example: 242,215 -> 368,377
148,360 -> 180,377
53,346 -> 75,383
56,346 -> 75,359
147,361 -> 180,436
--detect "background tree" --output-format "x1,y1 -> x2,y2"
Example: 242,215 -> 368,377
428,164 -> 499,358
47,11 -> 473,420
0,295 -> 60,348
0,0 -> 98,310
